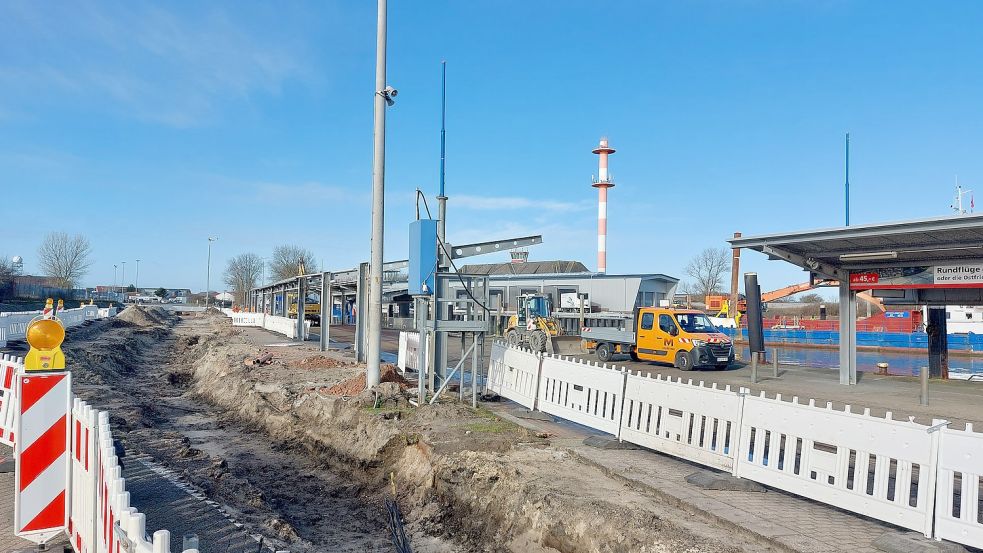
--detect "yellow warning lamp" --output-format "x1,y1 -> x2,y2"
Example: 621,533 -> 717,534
24,317 -> 66,372
43,298 -> 54,316
56,299 -> 64,314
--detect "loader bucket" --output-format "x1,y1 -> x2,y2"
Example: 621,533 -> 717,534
549,335 -> 585,355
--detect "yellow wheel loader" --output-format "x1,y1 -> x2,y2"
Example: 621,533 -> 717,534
504,294 -> 582,354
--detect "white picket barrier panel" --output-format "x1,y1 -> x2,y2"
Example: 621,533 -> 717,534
735,393 -> 940,536
2,312 -> 38,341
70,398 -> 98,553
0,354 -> 21,446
537,354 -> 625,437
261,314 -> 310,339
397,331 -> 420,373
935,424 -> 983,548
94,410 -> 197,553
486,341 -> 541,410
231,312 -> 265,327
82,306 -> 99,320
621,372 -> 743,472
58,308 -> 87,328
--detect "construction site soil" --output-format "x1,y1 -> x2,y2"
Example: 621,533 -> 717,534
59,307 -> 776,553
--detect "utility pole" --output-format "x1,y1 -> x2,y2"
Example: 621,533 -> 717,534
135,259 -> 140,291
438,61 -> 447,245
121,261 -> 126,297
729,231 -> 741,334
113,264 -> 118,300
366,0 -> 390,387
434,60 -> 449,384
206,237 -> 217,307
844,132 -> 850,226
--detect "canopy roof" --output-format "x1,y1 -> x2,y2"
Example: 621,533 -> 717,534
730,214 -> 983,278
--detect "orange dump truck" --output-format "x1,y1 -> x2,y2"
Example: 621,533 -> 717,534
582,307 -> 735,370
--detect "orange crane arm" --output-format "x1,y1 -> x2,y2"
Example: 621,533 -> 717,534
759,280 -> 886,313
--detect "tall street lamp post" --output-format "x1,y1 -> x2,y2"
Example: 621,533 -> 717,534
206,237 -> 217,307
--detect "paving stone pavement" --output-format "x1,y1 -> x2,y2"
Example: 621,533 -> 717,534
487,403 -> 919,553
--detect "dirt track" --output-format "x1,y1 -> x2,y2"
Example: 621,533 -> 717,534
57,307 -> 777,552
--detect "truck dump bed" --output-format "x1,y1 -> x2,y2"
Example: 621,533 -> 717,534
581,326 -> 635,345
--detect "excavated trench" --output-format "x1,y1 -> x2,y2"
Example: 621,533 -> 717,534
59,308 -> 771,553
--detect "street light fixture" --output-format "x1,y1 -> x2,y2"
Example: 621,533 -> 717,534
206,237 -> 217,307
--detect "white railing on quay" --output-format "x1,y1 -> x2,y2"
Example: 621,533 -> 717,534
485,340 -> 983,549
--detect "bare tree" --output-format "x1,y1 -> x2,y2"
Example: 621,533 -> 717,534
269,245 -> 318,282
224,253 -> 264,306
37,232 -> 93,288
684,247 -> 730,299
0,256 -> 15,300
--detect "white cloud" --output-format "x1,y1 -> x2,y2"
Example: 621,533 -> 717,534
454,194 -> 591,213
0,3 -> 311,127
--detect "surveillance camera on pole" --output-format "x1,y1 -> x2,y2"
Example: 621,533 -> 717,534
379,85 -> 398,107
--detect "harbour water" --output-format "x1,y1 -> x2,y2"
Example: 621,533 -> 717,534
741,345 -> 983,377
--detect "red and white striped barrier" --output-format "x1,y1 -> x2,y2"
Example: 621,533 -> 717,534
14,371 -> 72,544
0,354 -> 22,446
70,398 -> 97,553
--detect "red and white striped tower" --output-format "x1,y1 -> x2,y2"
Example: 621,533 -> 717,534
592,137 -> 616,273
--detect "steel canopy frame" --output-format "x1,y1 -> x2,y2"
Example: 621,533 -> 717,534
728,214 -> 983,386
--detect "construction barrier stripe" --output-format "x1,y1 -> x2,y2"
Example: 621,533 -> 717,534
21,374 -> 66,414
19,416 -> 67,492
20,376 -> 69,448
16,373 -> 70,540
23,489 -> 66,532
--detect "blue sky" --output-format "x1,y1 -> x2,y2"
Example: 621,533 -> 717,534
2,1 -> 982,295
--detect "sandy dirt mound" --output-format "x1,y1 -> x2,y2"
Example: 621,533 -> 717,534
324,364 -> 411,396
117,306 -> 177,327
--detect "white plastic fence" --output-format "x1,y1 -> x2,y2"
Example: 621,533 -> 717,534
736,393 -> 939,535
486,341 -> 983,548
622,372 -> 742,472
0,354 -> 20,446
0,360 -> 199,553
486,343 -> 540,410
1,306 -> 106,346
262,314 -> 310,339
537,354 -> 625,437
231,312 -> 265,327
397,331 -> 420,373
935,424 -> 983,546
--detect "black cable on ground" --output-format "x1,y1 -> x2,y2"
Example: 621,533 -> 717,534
385,497 -> 412,553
